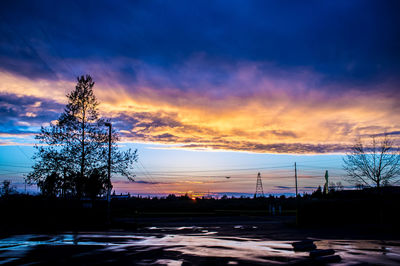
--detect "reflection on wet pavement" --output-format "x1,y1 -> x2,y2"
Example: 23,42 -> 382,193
0,226 -> 400,265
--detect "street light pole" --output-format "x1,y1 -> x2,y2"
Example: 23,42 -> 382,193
104,122 -> 112,224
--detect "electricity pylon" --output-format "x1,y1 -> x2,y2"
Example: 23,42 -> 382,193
254,172 -> 264,197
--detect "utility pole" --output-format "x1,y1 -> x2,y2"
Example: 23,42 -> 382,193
105,122 -> 112,224
295,162 -> 298,197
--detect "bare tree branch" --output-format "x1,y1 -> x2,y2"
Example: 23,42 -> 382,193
342,134 -> 400,187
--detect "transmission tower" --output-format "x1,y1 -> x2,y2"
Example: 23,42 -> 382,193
254,172 -> 264,197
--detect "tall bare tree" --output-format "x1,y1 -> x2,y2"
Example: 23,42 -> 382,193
343,134 -> 400,188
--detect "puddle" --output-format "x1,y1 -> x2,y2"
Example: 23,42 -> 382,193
0,228 -> 399,265
154,259 -> 182,266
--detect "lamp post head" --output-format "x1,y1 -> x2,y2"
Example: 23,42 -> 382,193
105,122 -> 111,127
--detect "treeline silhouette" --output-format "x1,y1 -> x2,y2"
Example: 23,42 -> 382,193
299,186 -> 400,227
1,187 -> 400,236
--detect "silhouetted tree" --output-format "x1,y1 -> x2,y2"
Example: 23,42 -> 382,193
38,172 -> 59,197
166,194 -> 177,200
28,75 -> 138,198
312,185 -> 322,198
343,135 -> 400,188
328,182 -> 337,192
84,169 -> 109,200
355,183 -> 364,190
336,181 -> 344,191
0,180 -> 15,197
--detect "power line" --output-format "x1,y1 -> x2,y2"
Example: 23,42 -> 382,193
0,171 -> 30,176
137,159 -> 164,195
127,164 -> 295,174
0,164 -> 32,169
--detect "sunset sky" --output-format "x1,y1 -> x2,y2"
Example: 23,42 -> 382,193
1,1 -> 399,196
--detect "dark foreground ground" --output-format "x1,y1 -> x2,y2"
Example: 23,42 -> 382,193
1,216 -> 400,265
1,190 -> 400,265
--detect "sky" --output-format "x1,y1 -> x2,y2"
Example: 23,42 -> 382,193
0,0 -> 399,196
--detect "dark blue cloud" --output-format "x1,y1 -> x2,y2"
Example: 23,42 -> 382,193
133,180 -> 161,185
1,0 -> 399,87
274,186 -> 292,190
0,93 -> 63,134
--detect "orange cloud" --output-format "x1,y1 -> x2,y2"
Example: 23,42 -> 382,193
1,65 -> 399,154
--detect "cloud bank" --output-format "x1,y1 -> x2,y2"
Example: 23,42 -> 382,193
1,0 -> 400,153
